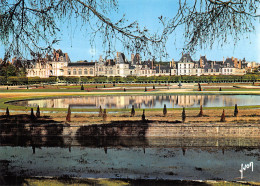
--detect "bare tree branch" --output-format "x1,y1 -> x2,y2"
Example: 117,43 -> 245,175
0,0 -> 259,61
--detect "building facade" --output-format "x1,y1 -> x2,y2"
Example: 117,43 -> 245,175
23,50 -> 248,78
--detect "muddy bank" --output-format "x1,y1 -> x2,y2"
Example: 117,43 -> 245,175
2,176 -> 255,186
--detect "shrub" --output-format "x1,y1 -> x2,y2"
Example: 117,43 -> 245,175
163,104 -> 167,117
66,106 -> 71,122
182,107 -> 186,123
198,105 -> 203,117
6,107 -> 9,116
36,106 -> 40,118
81,84 -> 84,90
234,104 -> 238,117
142,109 -> 146,121
131,105 -> 135,117
220,109 -> 226,122
103,109 -> 107,121
98,106 -> 103,117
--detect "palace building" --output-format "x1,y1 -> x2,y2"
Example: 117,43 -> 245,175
21,49 -> 247,78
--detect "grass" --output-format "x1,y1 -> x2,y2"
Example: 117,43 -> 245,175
202,88 -> 260,91
0,88 -> 158,92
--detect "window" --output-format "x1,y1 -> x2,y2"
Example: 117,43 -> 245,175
195,64 -> 198,68
78,69 -> 82,75
68,70 -> 71,75
73,69 -> 77,75
90,69 -> 93,74
84,69 -> 88,74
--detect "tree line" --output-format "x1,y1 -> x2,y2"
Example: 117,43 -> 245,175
0,74 -> 259,85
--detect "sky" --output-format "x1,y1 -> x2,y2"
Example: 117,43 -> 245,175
1,0 -> 259,63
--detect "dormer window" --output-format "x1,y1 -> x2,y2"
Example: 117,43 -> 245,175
227,63 -> 230,67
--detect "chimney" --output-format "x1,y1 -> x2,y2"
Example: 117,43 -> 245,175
65,53 -> 68,62
131,54 -> 134,61
223,57 -> 225,64
234,58 -> 238,68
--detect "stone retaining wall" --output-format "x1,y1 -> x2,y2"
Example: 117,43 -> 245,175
1,123 -> 260,137
145,124 -> 260,137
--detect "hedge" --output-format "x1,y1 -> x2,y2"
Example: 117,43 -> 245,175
0,74 -> 259,85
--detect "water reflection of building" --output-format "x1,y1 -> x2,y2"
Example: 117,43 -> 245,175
24,95 -> 206,109
23,95 -> 258,109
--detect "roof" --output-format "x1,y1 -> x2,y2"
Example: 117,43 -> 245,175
155,65 -> 171,73
118,53 -> 126,64
223,58 -> 235,68
179,53 -> 193,62
67,62 -> 96,67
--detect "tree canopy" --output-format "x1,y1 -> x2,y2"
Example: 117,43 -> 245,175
0,0 -> 259,61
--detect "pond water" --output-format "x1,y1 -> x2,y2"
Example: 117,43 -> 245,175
9,94 -> 260,109
0,137 -> 260,182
